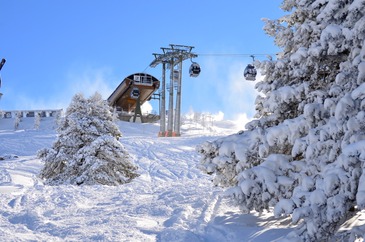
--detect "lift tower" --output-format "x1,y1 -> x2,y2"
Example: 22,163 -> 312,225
150,44 -> 198,137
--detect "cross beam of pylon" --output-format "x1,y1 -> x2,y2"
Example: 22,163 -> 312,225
150,44 -> 197,67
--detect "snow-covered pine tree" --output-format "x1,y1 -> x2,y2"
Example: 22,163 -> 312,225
198,0 -> 365,240
14,111 -> 21,130
38,93 -> 138,186
34,112 -> 41,130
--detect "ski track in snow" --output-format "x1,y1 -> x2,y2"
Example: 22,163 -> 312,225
0,119 -> 294,241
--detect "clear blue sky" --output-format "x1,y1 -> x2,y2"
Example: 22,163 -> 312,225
0,0 -> 284,120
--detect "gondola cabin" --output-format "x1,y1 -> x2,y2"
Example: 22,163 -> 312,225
244,64 -> 257,81
189,63 -> 201,77
130,87 -> 140,99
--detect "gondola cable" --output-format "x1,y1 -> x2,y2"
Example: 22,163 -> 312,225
142,52 -> 274,81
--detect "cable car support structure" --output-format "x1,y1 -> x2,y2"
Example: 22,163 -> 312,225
107,73 -> 160,122
150,44 -> 199,137
148,47 -> 274,136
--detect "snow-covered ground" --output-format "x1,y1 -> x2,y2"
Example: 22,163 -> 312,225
0,117 -> 296,241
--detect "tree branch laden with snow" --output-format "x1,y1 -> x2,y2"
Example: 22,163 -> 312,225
198,0 -> 365,240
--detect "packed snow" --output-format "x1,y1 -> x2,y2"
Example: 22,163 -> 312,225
1,116 -> 297,241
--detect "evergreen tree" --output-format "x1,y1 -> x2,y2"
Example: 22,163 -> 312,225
34,112 -> 41,130
14,111 -> 21,130
38,93 -> 138,186
198,0 -> 365,240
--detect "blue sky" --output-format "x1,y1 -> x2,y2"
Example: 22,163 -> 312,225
0,0 -> 284,120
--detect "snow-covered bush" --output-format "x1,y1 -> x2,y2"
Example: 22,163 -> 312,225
14,111 -> 21,130
34,112 -> 41,130
38,93 -> 138,186
198,0 -> 365,240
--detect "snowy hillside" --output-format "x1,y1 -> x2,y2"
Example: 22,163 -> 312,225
0,116 -> 297,241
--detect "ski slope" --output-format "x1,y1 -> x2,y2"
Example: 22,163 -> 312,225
0,117 -> 295,241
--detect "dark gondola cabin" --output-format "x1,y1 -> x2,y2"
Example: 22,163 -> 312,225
189,63 -> 201,77
130,87 -> 140,99
244,64 -> 257,81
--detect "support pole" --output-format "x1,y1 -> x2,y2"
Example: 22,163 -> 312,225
133,95 -> 144,123
159,63 -> 166,136
167,59 -> 174,137
173,55 -> 183,136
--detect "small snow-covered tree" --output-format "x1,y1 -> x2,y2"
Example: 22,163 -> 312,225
198,0 -> 365,240
112,106 -> 119,122
34,112 -> 41,130
38,92 -> 138,186
14,111 -> 21,130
